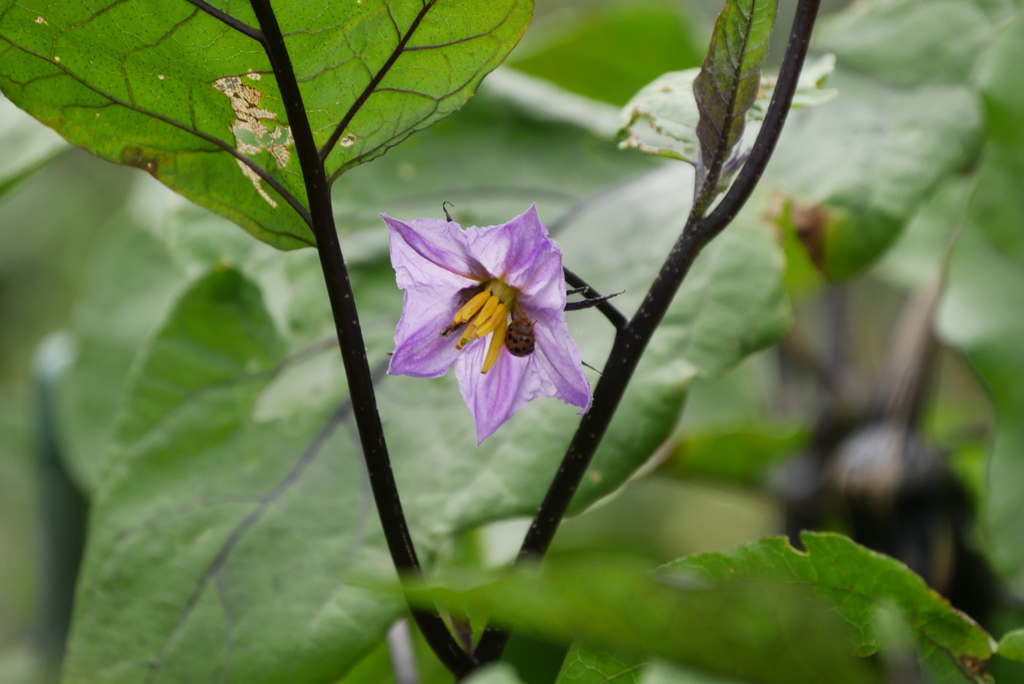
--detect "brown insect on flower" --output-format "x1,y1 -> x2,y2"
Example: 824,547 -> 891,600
504,315 -> 536,357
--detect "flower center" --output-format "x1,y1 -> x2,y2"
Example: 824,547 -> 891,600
442,278 -> 520,374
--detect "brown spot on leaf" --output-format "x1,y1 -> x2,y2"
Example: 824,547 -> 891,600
766,195 -> 831,277
960,654 -> 988,676
790,201 -> 829,273
120,146 -> 163,177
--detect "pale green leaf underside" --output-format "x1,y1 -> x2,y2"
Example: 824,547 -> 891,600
619,55 -> 836,163
816,0 -> 1016,88
0,0 -> 531,249
666,533 -> 996,683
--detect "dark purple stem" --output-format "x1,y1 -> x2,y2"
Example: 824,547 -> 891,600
245,0 -> 474,675
475,0 -> 823,663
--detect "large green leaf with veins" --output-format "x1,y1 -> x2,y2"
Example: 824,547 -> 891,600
56,86 -> 792,682
668,533 -> 996,683
63,268 -> 400,684
0,0 -> 531,249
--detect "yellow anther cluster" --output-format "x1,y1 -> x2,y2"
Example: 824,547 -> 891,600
447,279 -> 519,374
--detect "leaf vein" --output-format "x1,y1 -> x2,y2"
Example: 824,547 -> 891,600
317,0 -> 438,163
145,400 -> 354,682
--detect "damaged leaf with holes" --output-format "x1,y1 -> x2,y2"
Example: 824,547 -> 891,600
0,0 -> 532,249
618,54 -> 836,164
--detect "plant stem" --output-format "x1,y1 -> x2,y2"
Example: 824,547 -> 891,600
563,267 -> 627,329
474,0 -> 822,663
246,0 -> 474,675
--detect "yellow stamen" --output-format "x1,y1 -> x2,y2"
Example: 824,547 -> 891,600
452,291 -> 490,325
440,278 -> 526,373
456,323 -> 478,350
472,295 -> 499,328
481,318 -> 507,374
475,302 -> 507,338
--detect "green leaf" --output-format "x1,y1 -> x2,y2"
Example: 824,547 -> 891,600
816,0 -> 1016,88
667,533 -> 996,683
402,556 -> 873,684
872,177 -> 974,291
0,0 -> 531,249
479,68 -> 621,140
63,268 -> 402,684
764,0 -> 1023,280
57,89 -> 793,681
329,93 -> 791,525
937,10 -> 1024,595
767,68 -> 982,280
640,662 -> 750,684
555,643 -> 645,684
998,629 -> 1024,663
115,268 -> 286,443
0,93 -> 66,197
939,215 -> 1024,594
619,55 -> 836,163
659,422 -> 808,485
507,4 -> 705,106
692,0 -> 778,193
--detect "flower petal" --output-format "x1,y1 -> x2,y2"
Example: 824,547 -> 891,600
465,205 -> 551,289
383,214 -> 487,290
529,310 -> 592,412
456,341 -> 543,445
389,288 -> 464,378
515,245 -> 567,316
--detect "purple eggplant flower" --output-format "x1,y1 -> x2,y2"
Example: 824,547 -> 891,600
382,205 -> 592,444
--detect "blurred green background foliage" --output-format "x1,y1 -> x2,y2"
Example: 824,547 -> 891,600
2,0 -> 1024,682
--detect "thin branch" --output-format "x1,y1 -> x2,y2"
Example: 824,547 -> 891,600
474,0 -> 823,663
246,0 -> 474,676
563,267 -> 627,330
564,291 -> 624,313
183,0 -> 266,44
